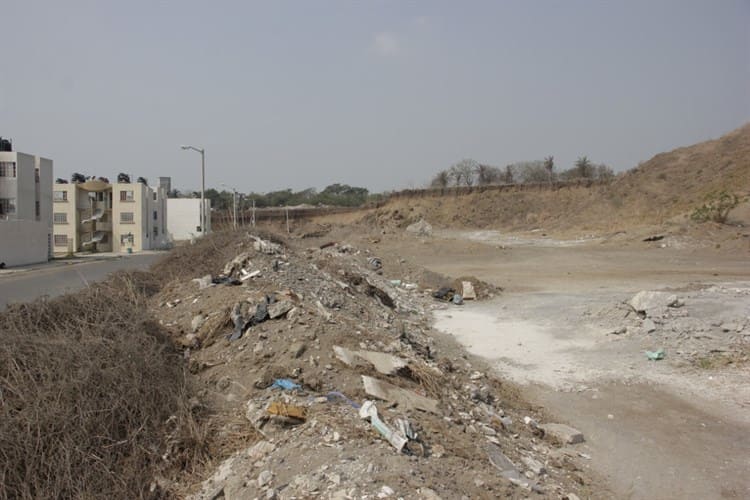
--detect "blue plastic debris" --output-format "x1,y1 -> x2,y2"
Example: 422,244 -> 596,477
325,391 -> 361,409
271,378 -> 301,390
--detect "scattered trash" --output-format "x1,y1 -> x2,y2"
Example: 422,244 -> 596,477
361,375 -> 439,414
645,348 -> 665,361
271,378 -> 301,391
432,287 -> 455,302
367,257 -> 383,271
390,279 -> 402,287
252,235 -> 282,254
267,401 -> 307,421
192,275 -> 213,289
395,418 -> 418,441
461,281 -> 476,300
212,276 -> 241,286
643,235 -> 664,242
240,269 -> 261,281
325,391 -> 361,409
451,294 -> 464,305
359,400 -> 408,452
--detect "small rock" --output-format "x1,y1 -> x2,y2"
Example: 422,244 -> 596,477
268,300 -> 294,319
191,314 -> 207,333
469,371 -> 484,380
289,341 -> 307,359
265,489 -> 278,500
378,485 -> 395,498
565,494 -> 581,500
258,470 -> 273,488
521,456 -> 547,475
217,377 -> 231,391
628,290 -> 680,314
418,487 -> 443,500
431,444 -> 446,458
541,423 -> 585,444
642,318 -> 656,333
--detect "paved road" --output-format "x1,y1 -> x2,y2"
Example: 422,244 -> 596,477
0,254 -> 163,309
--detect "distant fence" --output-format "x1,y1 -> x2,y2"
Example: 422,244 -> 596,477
209,179 -> 612,229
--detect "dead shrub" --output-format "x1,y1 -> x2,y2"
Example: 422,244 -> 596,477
0,272 -> 195,500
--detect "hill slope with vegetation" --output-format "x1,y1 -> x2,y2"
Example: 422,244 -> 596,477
362,123 -> 750,233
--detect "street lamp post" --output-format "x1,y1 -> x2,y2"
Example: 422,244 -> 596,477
180,145 -> 207,235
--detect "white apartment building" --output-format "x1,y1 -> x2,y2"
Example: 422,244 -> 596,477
52,178 -> 169,255
0,140 -> 53,267
166,198 -> 211,241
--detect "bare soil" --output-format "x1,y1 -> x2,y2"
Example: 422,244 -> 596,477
365,228 -> 750,500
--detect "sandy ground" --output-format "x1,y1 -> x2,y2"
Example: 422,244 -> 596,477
374,229 -> 750,500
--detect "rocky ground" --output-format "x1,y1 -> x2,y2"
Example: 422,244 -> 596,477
151,231 -> 605,499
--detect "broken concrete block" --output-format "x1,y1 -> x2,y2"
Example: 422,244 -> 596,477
541,423 -> 585,444
333,345 -> 408,375
462,281 -> 477,300
628,291 -> 680,314
362,375 -> 439,414
267,300 -> 293,319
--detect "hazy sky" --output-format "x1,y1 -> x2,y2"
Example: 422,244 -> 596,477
3,1 -> 749,193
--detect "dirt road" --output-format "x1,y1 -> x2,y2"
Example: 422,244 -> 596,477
380,230 -> 750,500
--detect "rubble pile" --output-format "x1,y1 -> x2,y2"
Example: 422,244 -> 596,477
154,232 -> 593,499
589,285 -> 750,365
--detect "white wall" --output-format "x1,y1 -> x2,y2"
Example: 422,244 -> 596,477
167,198 -> 211,241
0,220 -> 50,267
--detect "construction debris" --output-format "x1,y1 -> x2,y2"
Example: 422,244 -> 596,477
151,231 -> 589,499
361,375 -> 440,414
333,346 -> 408,375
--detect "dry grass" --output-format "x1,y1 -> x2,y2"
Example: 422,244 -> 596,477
0,272 -> 200,500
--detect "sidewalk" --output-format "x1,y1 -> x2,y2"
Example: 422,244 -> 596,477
0,250 -> 167,277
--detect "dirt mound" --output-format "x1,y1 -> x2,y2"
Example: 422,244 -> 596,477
152,231 -> 598,498
346,123 -> 750,234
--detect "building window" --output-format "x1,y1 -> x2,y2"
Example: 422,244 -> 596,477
120,212 -> 134,223
120,190 -> 134,202
54,234 -> 68,246
0,162 -> 16,177
0,198 -> 16,216
35,201 -> 40,219
153,227 -> 158,237
153,210 -> 158,220
153,192 -> 157,201
53,191 -> 68,202
53,213 -> 68,224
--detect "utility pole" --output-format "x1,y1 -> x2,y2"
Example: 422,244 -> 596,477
252,199 -> 256,227
232,189 -> 238,230
285,205 -> 290,233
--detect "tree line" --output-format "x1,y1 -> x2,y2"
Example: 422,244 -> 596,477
168,183 -> 375,211
430,156 -> 614,188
